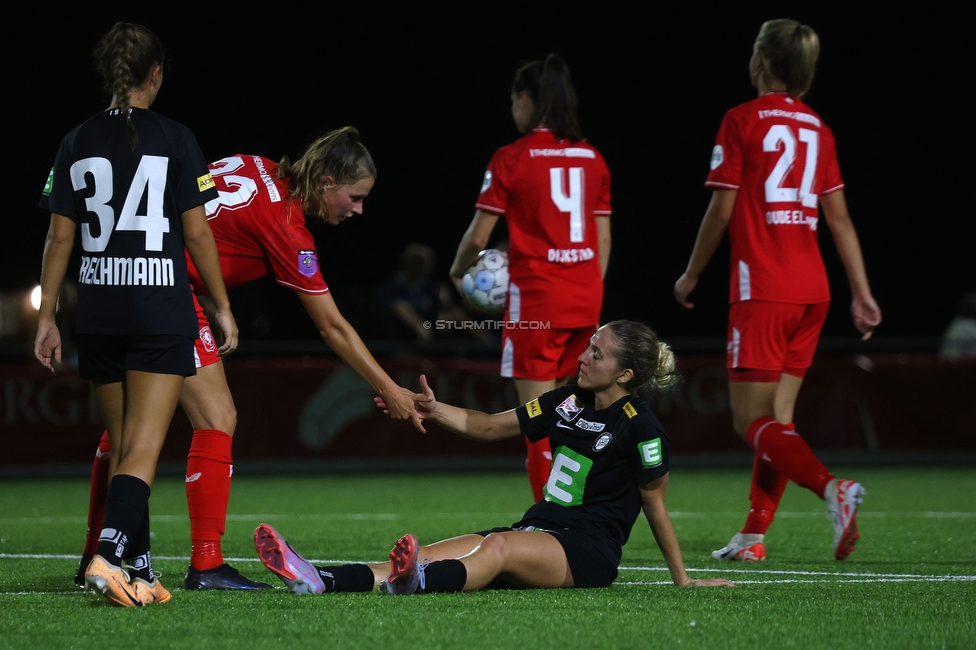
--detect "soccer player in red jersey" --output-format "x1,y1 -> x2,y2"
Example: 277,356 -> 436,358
674,19 -> 882,562
76,127 -> 424,591
450,54 -> 612,502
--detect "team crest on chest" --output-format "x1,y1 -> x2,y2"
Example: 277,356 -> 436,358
298,250 -> 318,277
555,394 -> 582,421
592,433 -> 612,451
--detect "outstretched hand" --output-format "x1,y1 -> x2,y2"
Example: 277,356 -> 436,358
683,578 -> 736,588
374,374 -> 437,434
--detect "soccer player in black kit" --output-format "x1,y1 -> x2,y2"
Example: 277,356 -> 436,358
254,321 -> 734,594
35,22 -> 237,607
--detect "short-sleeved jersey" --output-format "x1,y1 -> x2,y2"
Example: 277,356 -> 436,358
514,384 -> 670,568
706,92 -> 844,304
476,129 -> 611,328
186,155 -> 329,295
39,108 -> 216,337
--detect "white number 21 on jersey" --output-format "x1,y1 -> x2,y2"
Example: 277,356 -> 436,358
550,167 -> 585,243
763,125 -> 819,208
70,155 -> 171,253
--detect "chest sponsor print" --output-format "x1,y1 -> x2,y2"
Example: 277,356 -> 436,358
544,446 -> 593,506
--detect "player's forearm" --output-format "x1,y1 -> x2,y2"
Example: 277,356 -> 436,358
183,210 -> 231,310
37,216 -> 75,321
820,190 -> 875,299
645,506 -> 692,586
322,318 -> 399,396
597,216 -> 611,279
428,404 -> 517,442
449,236 -> 483,280
684,193 -> 733,279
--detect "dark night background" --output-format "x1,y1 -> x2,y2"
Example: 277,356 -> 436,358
6,7 -> 970,352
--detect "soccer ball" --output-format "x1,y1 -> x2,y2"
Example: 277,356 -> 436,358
460,249 -> 508,314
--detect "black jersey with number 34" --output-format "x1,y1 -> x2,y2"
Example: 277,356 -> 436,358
515,385 -> 671,552
39,108 -> 218,337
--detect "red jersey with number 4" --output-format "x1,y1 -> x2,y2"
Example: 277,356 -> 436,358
476,128 -> 611,328
186,155 -> 329,295
706,92 -> 843,304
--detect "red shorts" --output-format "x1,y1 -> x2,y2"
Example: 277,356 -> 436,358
500,325 -> 595,381
726,301 -> 828,382
191,294 -> 221,370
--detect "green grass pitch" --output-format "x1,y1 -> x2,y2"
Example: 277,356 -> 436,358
1,466 -> 974,649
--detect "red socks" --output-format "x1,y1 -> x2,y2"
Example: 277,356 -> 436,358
525,436 -> 552,502
186,429 -> 233,571
83,431 -> 112,556
742,454 -> 789,535
746,416 -> 833,501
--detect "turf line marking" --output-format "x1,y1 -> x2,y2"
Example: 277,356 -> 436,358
4,554 -> 974,582
2,511 -> 973,525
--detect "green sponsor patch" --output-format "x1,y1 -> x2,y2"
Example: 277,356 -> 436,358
43,167 -> 54,194
639,438 -> 662,467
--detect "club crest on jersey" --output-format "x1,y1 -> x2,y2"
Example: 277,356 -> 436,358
299,250 -> 318,277
710,145 -> 724,170
556,394 -> 582,421
199,326 -> 217,353
480,170 -> 492,194
592,433 -> 613,451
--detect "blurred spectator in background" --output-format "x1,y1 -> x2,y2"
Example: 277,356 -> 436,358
939,292 -> 976,358
381,243 -> 496,348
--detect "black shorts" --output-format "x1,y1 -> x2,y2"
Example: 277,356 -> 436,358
476,524 -> 619,588
77,334 -> 196,383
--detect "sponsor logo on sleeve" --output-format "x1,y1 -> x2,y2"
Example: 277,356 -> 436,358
639,438 -> 663,467
710,145 -> 724,170
480,170 -> 492,194
43,167 -> 54,195
198,173 -> 216,192
526,398 -> 542,418
299,250 -> 318,277
623,402 -> 637,419
556,394 -> 581,421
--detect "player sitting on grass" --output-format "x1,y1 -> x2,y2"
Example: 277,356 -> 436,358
254,321 -> 735,594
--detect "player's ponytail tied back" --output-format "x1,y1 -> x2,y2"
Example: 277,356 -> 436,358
755,19 -> 820,98
279,126 -> 377,217
512,53 -> 583,142
92,22 -> 166,151
603,320 -> 679,397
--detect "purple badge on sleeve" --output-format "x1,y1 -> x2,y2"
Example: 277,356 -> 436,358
298,250 -> 318,277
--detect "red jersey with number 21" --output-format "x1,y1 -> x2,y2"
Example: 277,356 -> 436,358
186,154 -> 329,295
706,92 -> 843,305
476,128 -> 611,328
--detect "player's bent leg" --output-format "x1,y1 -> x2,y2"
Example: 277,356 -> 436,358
460,530 -> 572,591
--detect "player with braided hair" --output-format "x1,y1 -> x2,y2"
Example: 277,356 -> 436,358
38,22 -> 237,606
75,126 -> 424,592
